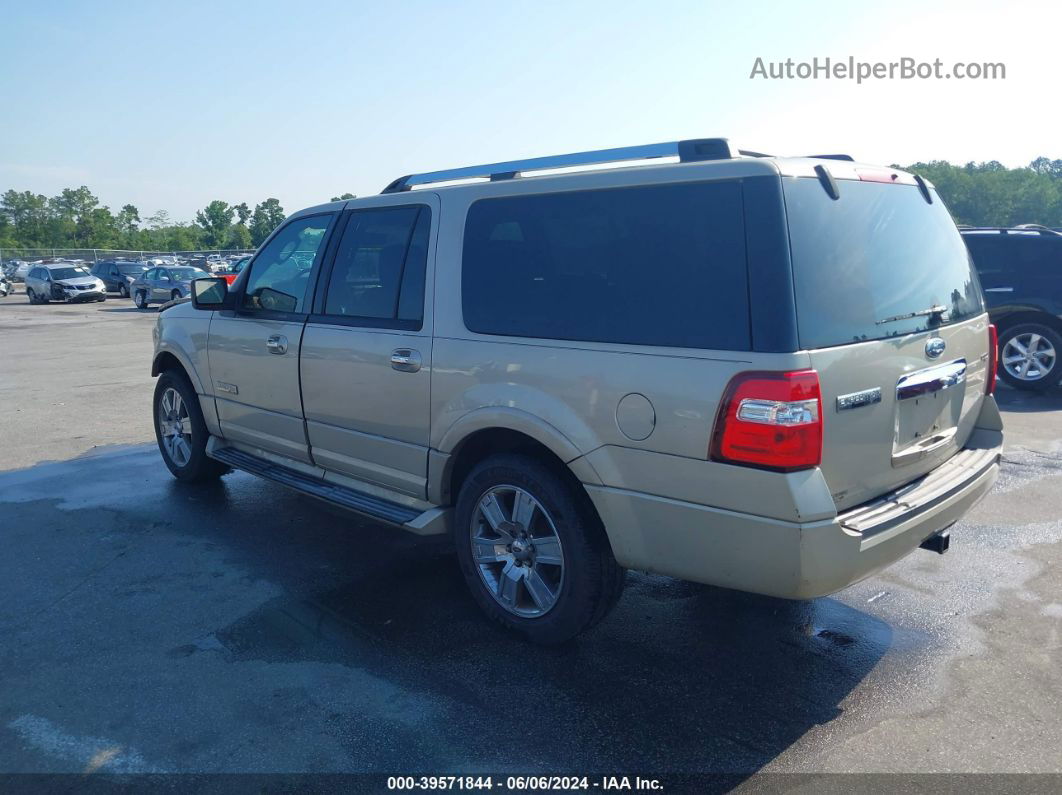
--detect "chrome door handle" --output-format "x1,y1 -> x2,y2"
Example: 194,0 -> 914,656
266,334 -> 288,355
983,287 -> 1014,293
391,348 -> 422,373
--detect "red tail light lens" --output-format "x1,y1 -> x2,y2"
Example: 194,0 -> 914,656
986,324 -> 998,395
711,370 -> 823,471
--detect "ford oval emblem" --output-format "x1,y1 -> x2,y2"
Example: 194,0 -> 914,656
925,337 -> 946,359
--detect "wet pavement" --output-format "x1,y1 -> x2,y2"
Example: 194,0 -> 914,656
1,291 -> 1061,781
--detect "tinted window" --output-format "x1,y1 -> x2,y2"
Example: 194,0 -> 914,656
243,214 -> 333,313
462,181 -> 749,350
323,206 -> 429,324
785,178 -> 985,349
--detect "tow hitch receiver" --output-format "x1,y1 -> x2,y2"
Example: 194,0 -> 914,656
920,529 -> 951,555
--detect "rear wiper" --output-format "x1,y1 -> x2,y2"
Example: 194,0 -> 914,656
875,305 -> 949,326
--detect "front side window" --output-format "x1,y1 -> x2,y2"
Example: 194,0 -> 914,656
322,206 -> 430,324
242,214 -> 333,314
462,181 -> 750,350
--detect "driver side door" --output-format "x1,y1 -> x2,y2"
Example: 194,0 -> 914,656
206,212 -> 338,463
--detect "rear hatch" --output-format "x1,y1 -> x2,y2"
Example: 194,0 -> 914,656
783,171 -> 991,511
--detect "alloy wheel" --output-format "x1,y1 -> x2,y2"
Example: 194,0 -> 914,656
469,485 -> 565,618
1002,332 -> 1056,382
157,387 -> 193,467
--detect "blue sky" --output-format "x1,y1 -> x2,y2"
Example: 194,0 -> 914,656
1,0 -> 1057,221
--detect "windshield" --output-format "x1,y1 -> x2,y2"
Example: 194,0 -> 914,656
48,266 -> 92,280
118,264 -> 149,275
784,178 -> 984,349
169,267 -> 209,280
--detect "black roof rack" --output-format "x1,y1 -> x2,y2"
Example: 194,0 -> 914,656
959,225 -> 1062,237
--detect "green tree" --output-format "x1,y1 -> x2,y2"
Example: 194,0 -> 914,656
330,192 -> 356,201
195,200 -> 234,248
250,198 -> 285,245
234,202 -> 251,225
226,223 -> 252,249
1,190 -> 50,245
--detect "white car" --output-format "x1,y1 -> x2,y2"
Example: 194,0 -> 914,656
24,263 -> 107,304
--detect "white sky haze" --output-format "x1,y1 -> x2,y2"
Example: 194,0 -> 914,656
1,0 -> 1057,220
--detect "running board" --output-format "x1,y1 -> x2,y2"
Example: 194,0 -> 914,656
210,446 -> 423,527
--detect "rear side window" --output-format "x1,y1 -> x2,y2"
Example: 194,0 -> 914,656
462,181 -> 750,350
785,178 -> 985,349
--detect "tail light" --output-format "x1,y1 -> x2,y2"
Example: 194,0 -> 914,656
711,370 -> 822,471
986,324 -> 998,395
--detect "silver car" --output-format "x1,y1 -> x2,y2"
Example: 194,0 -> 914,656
25,263 -> 107,304
132,266 -> 210,309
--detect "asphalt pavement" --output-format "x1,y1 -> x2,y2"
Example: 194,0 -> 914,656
1,289 -> 1060,786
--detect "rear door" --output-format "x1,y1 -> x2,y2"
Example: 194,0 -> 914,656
784,175 -> 990,510
207,212 -> 338,463
299,199 -> 436,497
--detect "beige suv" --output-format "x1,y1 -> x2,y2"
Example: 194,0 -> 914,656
150,138 -> 1003,643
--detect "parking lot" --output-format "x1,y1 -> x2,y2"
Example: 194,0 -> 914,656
2,287 -> 1061,782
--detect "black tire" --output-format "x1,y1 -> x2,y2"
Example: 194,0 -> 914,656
119,283 -> 129,298
152,369 -> 228,482
997,322 -> 1062,392
171,289 -> 181,302
453,453 -> 625,644
134,290 -> 149,309
96,295 -> 106,302
26,288 -> 37,304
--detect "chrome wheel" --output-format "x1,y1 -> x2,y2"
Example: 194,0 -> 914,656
157,387 -> 193,467
470,485 -> 565,618
1002,332 -> 1056,382
135,291 -> 146,308
119,284 -> 129,297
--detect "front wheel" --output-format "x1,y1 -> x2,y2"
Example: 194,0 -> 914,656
998,323 -> 1062,392
153,370 -> 228,482
134,290 -> 149,309
453,454 -> 625,644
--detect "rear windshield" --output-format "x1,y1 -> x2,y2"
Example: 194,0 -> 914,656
784,178 -> 984,349
462,180 -> 750,350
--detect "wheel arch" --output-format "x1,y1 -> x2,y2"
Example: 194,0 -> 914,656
992,309 -> 1062,337
434,419 -> 603,511
152,348 -> 204,394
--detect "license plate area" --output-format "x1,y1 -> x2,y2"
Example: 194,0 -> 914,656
892,359 -> 967,467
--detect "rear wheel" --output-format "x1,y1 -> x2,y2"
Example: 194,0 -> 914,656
153,370 -> 228,482
134,290 -> 149,309
119,283 -> 129,298
171,289 -> 181,302
998,323 -> 1062,391
453,453 -> 625,644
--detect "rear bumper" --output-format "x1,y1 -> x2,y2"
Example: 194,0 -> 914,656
585,426 -> 1002,599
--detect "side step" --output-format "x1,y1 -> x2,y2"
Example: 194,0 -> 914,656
211,446 -> 420,525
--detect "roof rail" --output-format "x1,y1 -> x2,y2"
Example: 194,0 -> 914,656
804,154 -> 855,161
381,138 -> 740,193
960,225 -> 1062,237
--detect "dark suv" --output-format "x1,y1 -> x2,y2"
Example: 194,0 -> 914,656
962,226 -> 1062,391
91,260 -> 150,297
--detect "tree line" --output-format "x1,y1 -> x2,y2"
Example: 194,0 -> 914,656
3,157 -> 1061,253
0,188 -> 293,253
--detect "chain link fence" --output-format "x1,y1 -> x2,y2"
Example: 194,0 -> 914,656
0,247 -> 255,265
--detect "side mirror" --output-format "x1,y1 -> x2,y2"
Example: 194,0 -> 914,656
191,277 -> 231,310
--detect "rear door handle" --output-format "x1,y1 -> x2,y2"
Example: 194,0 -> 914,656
391,348 -> 422,373
266,334 -> 288,355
